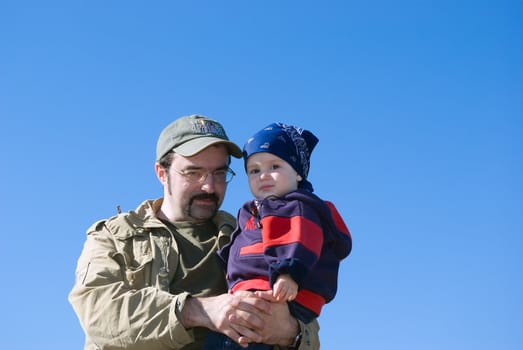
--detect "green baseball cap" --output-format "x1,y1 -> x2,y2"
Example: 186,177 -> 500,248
156,114 -> 242,161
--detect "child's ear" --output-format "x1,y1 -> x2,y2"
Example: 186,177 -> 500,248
297,174 -> 303,181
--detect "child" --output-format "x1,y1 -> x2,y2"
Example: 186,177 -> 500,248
204,123 -> 352,349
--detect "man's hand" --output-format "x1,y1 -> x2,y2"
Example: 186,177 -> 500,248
180,293 -> 272,346
181,291 -> 299,347
254,290 -> 300,346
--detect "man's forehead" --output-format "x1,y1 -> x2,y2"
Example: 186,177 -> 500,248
173,144 -> 229,166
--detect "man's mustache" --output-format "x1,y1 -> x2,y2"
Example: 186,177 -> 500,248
190,193 -> 219,204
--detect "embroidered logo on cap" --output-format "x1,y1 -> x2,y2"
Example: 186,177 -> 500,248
191,119 -> 226,138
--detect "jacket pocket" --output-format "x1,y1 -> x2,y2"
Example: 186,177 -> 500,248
124,255 -> 153,289
111,232 -> 154,289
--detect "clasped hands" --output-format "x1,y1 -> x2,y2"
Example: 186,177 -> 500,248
196,289 -> 298,348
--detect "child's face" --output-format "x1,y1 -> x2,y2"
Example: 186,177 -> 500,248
245,152 -> 302,200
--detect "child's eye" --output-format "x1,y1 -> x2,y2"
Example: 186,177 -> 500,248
271,164 -> 280,170
248,169 -> 260,175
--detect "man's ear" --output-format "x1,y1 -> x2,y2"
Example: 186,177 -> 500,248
155,163 -> 168,184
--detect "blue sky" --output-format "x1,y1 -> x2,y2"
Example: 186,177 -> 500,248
1,1 -> 521,349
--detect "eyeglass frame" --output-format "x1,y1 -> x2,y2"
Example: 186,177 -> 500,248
171,166 -> 236,184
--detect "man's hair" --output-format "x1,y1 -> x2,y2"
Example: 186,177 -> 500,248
158,151 -> 175,170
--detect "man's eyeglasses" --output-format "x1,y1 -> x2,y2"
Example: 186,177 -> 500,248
172,167 -> 236,184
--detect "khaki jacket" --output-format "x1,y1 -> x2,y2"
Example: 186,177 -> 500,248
69,199 -> 319,350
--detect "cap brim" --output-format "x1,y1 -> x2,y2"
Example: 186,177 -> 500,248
174,137 -> 243,158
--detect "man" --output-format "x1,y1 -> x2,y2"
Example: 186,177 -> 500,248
69,114 -> 319,350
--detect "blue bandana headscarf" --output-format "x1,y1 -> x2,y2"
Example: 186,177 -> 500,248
243,122 -> 319,192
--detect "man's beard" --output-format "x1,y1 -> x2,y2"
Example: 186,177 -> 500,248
186,193 -> 219,221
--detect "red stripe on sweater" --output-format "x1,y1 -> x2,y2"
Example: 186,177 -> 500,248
261,215 -> 323,256
239,242 -> 264,255
294,289 -> 326,316
231,278 -> 326,316
231,277 -> 270,293
325,201 -> 351,238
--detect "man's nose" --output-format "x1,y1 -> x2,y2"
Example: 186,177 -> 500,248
200,173 -> 216,191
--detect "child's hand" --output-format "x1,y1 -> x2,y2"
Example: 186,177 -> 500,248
272,274 -> 298,301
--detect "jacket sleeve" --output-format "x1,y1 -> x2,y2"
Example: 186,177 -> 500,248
273,318 -> 320,350
68,223 -> 194,350
297,318 -> 320,350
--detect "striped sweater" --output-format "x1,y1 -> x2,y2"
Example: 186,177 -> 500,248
217,189 -> 352,319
